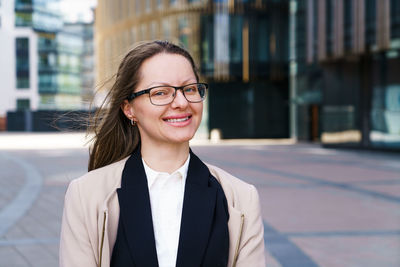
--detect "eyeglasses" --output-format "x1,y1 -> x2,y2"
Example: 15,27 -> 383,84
127,83 -> 208,106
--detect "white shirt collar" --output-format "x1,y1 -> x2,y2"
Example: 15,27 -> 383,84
142,154 -> 190,188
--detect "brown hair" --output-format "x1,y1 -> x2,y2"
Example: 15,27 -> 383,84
88,40 -> 199,171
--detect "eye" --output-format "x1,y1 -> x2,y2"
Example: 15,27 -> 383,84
150,87 -> 171,97
184,85 -> 198,94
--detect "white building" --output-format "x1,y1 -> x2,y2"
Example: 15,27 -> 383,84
0,0 -> 40,123
0,0 -> 94,131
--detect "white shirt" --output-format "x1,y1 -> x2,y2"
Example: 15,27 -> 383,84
142,155 -> 190,267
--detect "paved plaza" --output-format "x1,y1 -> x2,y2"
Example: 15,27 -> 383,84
0,133 -> 399,267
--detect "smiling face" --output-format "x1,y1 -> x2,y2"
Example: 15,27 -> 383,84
122,53 -> 203,148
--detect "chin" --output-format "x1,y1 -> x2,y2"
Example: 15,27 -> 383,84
167,132 -> 196,144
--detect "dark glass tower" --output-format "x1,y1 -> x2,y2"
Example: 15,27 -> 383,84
294,0 -> 400,150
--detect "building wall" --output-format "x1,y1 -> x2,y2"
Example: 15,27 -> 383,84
0,0 -> 39,118
95,0 -> 290,139
0,0 -> 16,117
1,0 -> 96,131
81,22 -> 95,109
295,0 -> 400,149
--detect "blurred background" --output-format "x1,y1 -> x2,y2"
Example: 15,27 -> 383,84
0,0 -> 399,150
0,1 -> 400,266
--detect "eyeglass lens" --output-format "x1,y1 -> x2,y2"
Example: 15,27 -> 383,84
149,84 -> 206,105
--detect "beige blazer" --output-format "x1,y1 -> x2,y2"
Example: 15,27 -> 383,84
59,157 -> 265,267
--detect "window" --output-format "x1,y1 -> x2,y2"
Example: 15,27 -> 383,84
344,0 -> 352,50
15,12 -> 32,27
325,0 -> 333,56
312,0 -> 318,61
391,0 -> 400,38
150,22 -> 157,40
178,17 -> 189,48
135,0 -> 141,14
15,0 -> 33,27
15,0 -> 32,10
229,15 -> 243,63
16,99 -> 30,110
365,0 -> 376,45
162,19 -> 171,39
16,37 -> 30,89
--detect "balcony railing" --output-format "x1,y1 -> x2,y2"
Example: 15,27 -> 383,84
15,3 -> 33,12
38,64 -> 58,73
38,43 -> 57,52
39,84 -> 58,94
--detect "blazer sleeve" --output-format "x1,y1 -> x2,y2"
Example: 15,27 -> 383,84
236,185 -> 266,267
59,179 -> 98,267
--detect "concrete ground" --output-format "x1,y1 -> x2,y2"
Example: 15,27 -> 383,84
0,132 -> 399,267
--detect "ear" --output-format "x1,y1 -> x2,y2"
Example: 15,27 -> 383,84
121,100 -> 136,120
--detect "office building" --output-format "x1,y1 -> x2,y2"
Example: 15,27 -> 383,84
0,0 -> 95,131
81,21 -> 95,109
293,0 -> 400,149
95,0 -> 290,139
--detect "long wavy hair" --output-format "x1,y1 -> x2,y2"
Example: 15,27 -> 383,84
88,40 -> 199,171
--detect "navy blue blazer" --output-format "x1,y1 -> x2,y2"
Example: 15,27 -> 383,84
110,149 -> 230,267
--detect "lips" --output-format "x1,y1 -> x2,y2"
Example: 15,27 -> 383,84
163,114 -> 192,125
165,116 -> 190,123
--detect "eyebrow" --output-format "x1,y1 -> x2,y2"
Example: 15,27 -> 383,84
144,78 -> 197,88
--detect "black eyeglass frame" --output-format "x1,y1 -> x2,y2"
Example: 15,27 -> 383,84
126,82 -> 208,106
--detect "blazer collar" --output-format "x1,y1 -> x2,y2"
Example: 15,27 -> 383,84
117,148 -> 159,266
175,150 -> 218,267
117,148 -> 220,267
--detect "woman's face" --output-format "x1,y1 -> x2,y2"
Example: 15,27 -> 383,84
123,53 -> 203,147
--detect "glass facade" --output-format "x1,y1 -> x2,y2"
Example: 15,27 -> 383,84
15,0 -> 62,32
16,37 -> 30,89
15,0 -> 33,27
365,0 -> 376,47
96,0 -> 289,139
343,0 -> 352,51
391,0 -> 400,39
32,7 -> 62,32
9,0 -> 92,112
38,23 -> 85,110
38,33 -> 58,94
16,99 -> 30,110
294,0 -> 400,150
370,54 -> 400,148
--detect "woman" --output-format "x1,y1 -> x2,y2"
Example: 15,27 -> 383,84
59,40 -> 265,267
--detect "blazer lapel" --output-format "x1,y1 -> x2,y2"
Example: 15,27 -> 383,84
117,149 -> 159,266
176,151 -> 218,267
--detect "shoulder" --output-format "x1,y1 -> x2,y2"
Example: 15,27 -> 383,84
66,156 -> 129,205
73,156 -> 128,187
206,163 -> 259,211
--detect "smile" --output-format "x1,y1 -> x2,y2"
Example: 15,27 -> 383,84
164,116 -> 190,123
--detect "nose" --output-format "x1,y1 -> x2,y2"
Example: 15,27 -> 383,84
171,89 -> 189,108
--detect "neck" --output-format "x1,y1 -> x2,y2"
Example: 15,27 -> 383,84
140,141 -> 190,174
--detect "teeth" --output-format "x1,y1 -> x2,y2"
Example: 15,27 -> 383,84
166,117 -> 189,123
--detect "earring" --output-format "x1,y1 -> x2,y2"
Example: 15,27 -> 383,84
130,118 -> 136,126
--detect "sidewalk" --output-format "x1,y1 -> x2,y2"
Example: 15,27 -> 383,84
0,142 -> 88,267
1,132 -> 399,266
0,131 -> 295,150
0,132 -> 91,150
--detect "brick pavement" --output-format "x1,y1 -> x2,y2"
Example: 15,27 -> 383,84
192,145 -> 400,267
0,133 -> 399,267
0,145 -> 88,267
